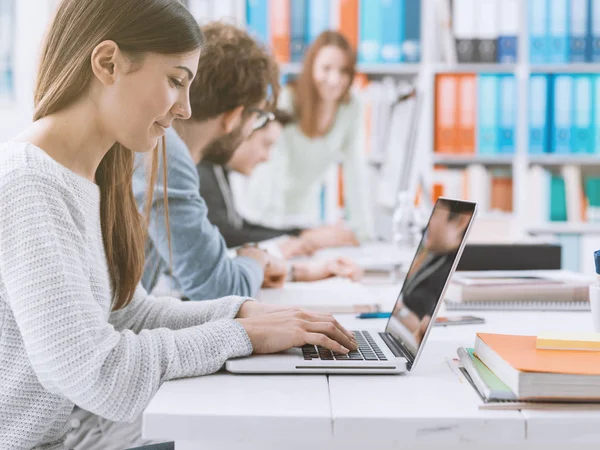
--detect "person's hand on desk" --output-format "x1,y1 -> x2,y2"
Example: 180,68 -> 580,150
236,309 -> 358,354
292,257 -> 363,282
277,236 -> 319,259
262,254 -> 288,288
237,245 -> 288,289
300,222 -> 359,249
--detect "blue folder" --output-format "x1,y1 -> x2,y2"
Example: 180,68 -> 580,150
551,75 -> 573,154
548,0 -> 570,63
529,75 -> 550,154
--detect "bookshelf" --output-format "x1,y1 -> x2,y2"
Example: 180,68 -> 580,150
280,62 -> 421,75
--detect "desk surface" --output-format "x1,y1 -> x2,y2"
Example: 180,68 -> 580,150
143,278 -> 600,448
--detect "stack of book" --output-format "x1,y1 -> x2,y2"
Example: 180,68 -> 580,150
458,332 -> 600,408
444,271 -> 591,311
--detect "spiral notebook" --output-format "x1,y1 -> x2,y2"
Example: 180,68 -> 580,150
444,270 -> 592,311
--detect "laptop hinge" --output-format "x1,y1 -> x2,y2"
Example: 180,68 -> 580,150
379,332 -> 414,370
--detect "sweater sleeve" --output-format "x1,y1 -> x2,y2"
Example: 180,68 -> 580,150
342,97 -> 375,241
0,173 -> 253,422
132,129 -> 264,300
109,284 -> 250,333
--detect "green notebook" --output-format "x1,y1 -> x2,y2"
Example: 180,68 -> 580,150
457,347 -> 517,401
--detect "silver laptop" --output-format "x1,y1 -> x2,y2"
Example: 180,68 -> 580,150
226,198 -> 477,375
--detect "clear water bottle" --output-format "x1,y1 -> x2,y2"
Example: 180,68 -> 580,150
391,191 -> 422,250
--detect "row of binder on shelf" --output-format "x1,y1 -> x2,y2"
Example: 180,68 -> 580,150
529,0 -> 600,64
432,165 -> 513,214
530,74 -> 600,154
446,0 -> 519,64
528,165 -> 600,225
434,74 -> 516,155
246,0 -> 421,64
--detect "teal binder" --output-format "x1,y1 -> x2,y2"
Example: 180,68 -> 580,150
551,75 -> 573,154
477,74 -> 499,155
548,0 -> 570,63
381,0 -> 405,63
550,175 -> 568,221
498,75 -> 516,154
573,75 -> 594,154
529,0 -> 549,63
359,0 -> 383,62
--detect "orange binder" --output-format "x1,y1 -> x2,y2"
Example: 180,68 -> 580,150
435,74 -> 459,154
271,0 -> 290,63
457,74 -> 476,154
490,175 -> 513,212
339,0 -> 358,50
477,333 -> 600,376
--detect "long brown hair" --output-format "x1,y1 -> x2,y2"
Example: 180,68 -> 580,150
295,31 -> 356,138
34,0 -> 203,310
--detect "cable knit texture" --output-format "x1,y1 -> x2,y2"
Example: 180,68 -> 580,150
0,142 -> 253,450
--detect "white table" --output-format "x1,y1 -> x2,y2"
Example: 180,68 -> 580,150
143,280 -> 600,449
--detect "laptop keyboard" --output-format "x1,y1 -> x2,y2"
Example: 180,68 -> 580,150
301,331 -> 388,361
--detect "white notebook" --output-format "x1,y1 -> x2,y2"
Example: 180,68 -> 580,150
445,270 -> 592,311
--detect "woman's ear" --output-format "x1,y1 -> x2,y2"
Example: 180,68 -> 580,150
90,40 -> 121,86
221,105 -> 245,133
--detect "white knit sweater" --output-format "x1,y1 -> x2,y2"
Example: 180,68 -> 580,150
0,142 -> 253,450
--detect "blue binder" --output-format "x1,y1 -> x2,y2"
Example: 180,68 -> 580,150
551,75 -> 573,154
246,0 -> 269,45
307,0 -> 330,44
573,75 -> 594,154
498,0 -> 519,63
570,0 -> 589,62
403,0 -> 421,62
498,75 -> 516,154
477,75 -> 499,155
529,0 -> 549,63
529,75 -> 550,154
381,0 -> 405,63
358,0 -> 383,62
592,0 -> 600,61
291,0 -> 308,62
593,75 -> 600,153
548,0 -> 570,63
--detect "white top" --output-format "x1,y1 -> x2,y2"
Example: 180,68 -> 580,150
0,142 -> 253,450
240,87 -> 374,240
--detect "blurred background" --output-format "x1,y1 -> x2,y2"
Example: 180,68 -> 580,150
3,0 -> 600,274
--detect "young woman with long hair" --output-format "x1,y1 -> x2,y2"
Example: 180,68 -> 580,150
242,31 -> 374,247
0,2 -> 356,449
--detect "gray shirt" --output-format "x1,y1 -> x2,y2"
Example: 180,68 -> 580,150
132,128 -> 264,300
0,142 -> 252,449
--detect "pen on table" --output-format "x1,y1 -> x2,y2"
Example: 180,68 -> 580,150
357,312 -> 392,319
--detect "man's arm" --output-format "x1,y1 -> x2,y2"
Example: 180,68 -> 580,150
132,129 -> 264,300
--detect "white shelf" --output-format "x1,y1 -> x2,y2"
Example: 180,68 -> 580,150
527,223 -> 600,234
434,63 -> 516,74
530,64 -> 600,73
528,155 -> 600,166
279,62 -> 421,75
433,154 -> 514,166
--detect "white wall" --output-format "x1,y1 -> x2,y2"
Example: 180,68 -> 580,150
0,0 -> 53,140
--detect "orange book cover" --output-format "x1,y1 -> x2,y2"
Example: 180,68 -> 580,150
456,74 -> 476,154
490,177 -> 513,212
434,74 -> 458,154
271,0 -> 290,63
339,0 -> 358,50
477,333 -> 600,376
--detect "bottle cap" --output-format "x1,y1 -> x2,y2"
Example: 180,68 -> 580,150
595,250 -> 600,275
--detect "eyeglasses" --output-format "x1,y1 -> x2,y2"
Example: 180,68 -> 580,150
247,107 -> 275,131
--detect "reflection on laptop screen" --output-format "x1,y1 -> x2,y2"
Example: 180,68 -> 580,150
384,198 -> 476,364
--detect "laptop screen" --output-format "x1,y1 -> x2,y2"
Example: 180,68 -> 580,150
384,198 -> 476,368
